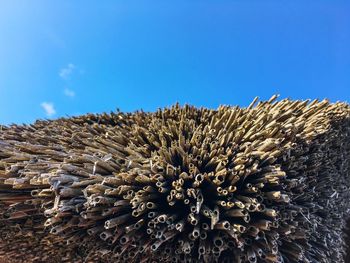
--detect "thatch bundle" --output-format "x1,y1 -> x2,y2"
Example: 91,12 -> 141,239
0,96 -> 349,263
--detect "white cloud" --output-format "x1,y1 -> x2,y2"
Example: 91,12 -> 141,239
59,63 -> 75,80
64,88 -> 75,97
41,102 -> 56,117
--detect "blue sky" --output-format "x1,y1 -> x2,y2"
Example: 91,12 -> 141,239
0,1 -> 349,124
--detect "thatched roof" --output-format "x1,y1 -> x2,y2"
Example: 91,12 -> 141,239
0,97 -> 349,262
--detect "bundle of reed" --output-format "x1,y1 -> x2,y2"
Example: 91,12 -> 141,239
0,96 -> 349,263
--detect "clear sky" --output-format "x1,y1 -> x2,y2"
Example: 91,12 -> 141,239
0,1 -> 349,125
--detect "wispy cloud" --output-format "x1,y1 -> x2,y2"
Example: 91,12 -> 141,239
64,88 -> 75,98
41,102 -> 56,117
59,63 -> 75,80
46,30 -> 66,49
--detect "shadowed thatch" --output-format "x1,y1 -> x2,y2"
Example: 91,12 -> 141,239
0,96 -> 349,263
